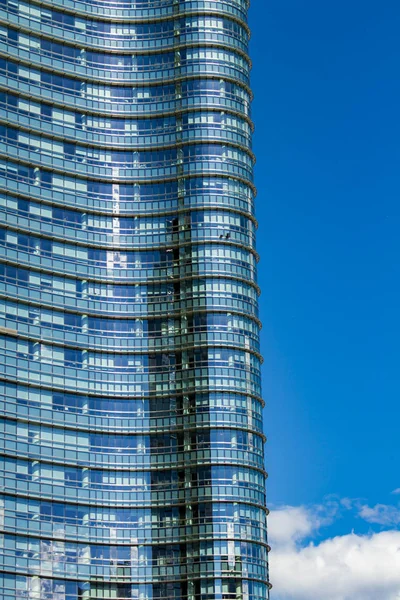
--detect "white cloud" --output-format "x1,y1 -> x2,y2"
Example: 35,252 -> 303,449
269,502 -> 400,600
267,505 -> 316,547
268,500 -> 339,548
358,503 -> 400,526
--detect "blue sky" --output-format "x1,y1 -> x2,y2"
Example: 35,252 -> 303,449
249,1 -> 400,597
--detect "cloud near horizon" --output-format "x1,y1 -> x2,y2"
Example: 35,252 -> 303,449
268,500 -> 400,600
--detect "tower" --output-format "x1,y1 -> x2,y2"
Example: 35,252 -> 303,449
0,0 -> 270,598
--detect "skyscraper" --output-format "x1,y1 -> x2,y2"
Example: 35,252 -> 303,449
0,0 -> 270,598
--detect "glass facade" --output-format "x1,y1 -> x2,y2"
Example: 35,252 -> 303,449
0,0 -> 270,598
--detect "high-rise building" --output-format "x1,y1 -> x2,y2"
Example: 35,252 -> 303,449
0,0 -> 270,598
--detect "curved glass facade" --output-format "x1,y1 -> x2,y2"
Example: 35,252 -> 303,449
0,0 -> 270,598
